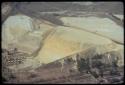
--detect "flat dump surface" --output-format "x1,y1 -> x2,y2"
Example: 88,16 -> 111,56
35,26 -> 114,64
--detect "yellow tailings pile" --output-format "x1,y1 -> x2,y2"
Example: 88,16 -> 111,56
2,15 -> 124,71
35,26 -> 117,64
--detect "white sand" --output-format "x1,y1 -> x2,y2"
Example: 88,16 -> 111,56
60,16 -> 123,44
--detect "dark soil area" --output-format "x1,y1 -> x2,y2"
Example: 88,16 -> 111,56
2,2 -> 123,25
2,49 -> 124,84
3,60 -> 124,84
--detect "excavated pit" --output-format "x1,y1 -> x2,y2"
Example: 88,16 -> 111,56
2,2 -> 124,84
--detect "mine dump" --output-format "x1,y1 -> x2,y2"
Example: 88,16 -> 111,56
2,2 -> 124,84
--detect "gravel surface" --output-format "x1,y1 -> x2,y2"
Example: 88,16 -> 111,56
13,2 -> 123,14
2,2 -> 123,25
